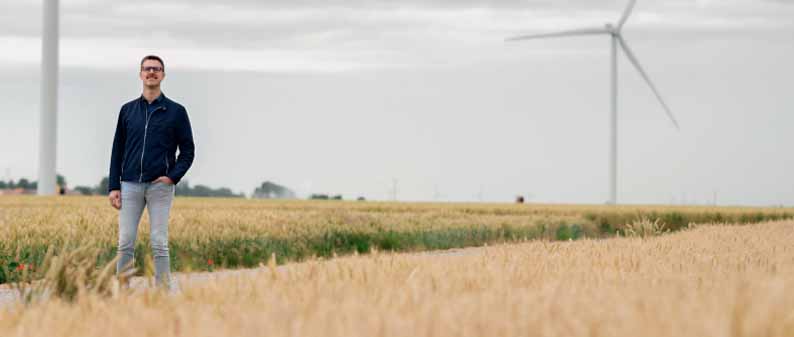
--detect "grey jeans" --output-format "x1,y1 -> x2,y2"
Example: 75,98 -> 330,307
117,181 -> 174,287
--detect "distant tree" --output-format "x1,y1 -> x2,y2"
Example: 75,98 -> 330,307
175,180 -> 191,196
0,181 -> 6,189
253,181 -> 296,199
17,178 -> 32,190
214,187 -> 239,198
96,177 -> 109,194
192,185 -> 213,197
331,195 -> 342,200
74,186 -> 95,195
175,180 -> 244,198
357,196 -> 366,201
57,174 -> 66,187
309,194 -> 329,200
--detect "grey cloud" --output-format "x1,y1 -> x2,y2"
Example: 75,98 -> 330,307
0,0 -> 791,67
3,0 -> 793,41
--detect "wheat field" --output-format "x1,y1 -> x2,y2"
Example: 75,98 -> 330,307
2,196 -> 791,281
2,219 -> 793,337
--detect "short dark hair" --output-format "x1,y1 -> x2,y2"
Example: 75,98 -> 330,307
140,55 -> 165,71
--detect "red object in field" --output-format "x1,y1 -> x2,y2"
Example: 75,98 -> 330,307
16,264 -> 25,271
207,259 -> 214,266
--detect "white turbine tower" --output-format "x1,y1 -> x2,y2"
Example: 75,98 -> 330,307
506,0 -> 679,205
38,0 -> 59,195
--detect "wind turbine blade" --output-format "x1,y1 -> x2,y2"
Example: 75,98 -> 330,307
506,27 -> 610,42
617,36 -> 680,129
617,0 -> 638,30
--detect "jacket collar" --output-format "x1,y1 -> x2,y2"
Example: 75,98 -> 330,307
140,92 -> 166,105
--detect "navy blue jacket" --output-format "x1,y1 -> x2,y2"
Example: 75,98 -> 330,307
108,93 -> 195,192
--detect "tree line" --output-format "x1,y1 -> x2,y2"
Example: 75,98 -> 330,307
0,175 -> 244,198
0,175 -> 360,200
76,177 -> 246,198
0,175 -> 67,193
1,175 -> 296,199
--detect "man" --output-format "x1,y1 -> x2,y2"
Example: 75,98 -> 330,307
108,55 -> 195,288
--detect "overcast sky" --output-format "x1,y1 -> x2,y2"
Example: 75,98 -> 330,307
1,0 -> 793,205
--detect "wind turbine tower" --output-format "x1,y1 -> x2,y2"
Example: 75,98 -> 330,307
38,0 -> 59,195
506,0 -> 679,204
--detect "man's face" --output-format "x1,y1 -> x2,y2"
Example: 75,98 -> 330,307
140,59 -> 165,87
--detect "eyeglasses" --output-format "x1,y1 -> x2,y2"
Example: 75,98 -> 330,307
141,66 -> 164,73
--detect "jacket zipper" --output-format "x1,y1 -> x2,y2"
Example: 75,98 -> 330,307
165,154 -> 169,173
139,102 -> 165,182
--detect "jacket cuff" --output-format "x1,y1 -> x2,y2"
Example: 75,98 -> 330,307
167,174 -> 182,185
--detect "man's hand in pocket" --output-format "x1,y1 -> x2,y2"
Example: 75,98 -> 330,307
153,176 -> 174,185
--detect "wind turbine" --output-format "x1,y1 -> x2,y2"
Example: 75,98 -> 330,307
506,0 -> 679,205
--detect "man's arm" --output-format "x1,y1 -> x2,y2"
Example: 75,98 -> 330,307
166,107 -> 195,184
108,107 -> 126,192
